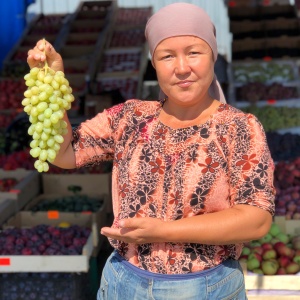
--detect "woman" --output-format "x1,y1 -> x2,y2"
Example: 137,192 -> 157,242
27,3 -> 275,299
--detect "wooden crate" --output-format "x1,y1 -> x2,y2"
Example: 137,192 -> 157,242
244,217 -> 300,299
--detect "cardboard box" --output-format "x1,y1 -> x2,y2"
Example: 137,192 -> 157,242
0,211 -> 94,273
0,169 -> 41,210
23,192 -> 109,247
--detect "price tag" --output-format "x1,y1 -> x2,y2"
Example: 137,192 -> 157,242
263,56 -> 272,62
0,258 -> 11,266
47,211 -> 59,219
82,211 -> 92,215
9,189 -> 20,194
267,99 -> 276,104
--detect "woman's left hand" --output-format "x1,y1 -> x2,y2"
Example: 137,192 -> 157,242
100,217 -> 167,244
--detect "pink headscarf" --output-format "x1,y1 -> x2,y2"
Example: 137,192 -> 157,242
145,2 -> 226,103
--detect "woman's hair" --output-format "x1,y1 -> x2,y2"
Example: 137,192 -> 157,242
145,2 -> 226,103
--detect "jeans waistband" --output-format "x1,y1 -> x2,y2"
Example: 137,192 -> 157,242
113,251 -> 226,281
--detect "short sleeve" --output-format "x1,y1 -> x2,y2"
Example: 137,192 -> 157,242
72,108 -> 116,168
228,113 -> 275,215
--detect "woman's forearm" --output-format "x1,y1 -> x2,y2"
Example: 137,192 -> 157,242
163,204 -> 272,245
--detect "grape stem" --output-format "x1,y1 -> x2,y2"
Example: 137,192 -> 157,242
43,38 -> 49,75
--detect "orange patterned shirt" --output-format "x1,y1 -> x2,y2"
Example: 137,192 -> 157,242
72,100 -> 275,274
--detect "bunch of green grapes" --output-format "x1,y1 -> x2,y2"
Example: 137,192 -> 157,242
22,64 -> 74,172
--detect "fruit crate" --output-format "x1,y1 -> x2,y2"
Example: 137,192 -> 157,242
0,199 -> 15,227
23,192 -> 108,248
244,217 -> 300,299
0,271 -> 91,300
0,211 -> 94,273
0,169 -> 41,211
41,173 -> 112,214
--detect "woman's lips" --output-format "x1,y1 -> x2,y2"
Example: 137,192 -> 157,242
176,81 -> 193,88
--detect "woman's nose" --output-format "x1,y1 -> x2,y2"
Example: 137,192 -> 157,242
175,56 -> 191,74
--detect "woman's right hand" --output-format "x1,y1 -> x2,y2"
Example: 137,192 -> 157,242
27,39 -> 64,72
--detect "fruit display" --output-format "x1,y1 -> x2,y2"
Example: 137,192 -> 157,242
0,177 -> 18,192
240,223 -> 300,275
0,78 -> 27,109
115,7 -> 152,26
274,156 -> 300,190
241,105 -> 300,132
0,224 -> 91,255
0,272 -> 89,300
266,132 -> 300,162
96,76 -> 139,100
100,50 -> 142,73
232,61 -> 296,84
28,194 -> 104,213
22,43 -> 75,172
236,82 -> 298,102
28,14 -> 66,36
109,28 -> 146,48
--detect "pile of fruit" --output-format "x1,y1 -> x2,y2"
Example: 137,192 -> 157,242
274,156 -> 300,220
240,223 -> 300,275
233,61 -> 295,84
241,105 -> 300,132
266,132 -> 300,162
0,272 -> 88,300
29,194 -> 104,213
236,82 -> 298,102
0,177 -> 18,192
0,224 -> 91,255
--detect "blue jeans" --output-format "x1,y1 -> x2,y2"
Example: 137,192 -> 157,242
97,251 -> 247,300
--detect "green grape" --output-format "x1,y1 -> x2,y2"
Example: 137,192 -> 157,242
39,149 -> 48,161
37,70 -> 45,81
39,140 -> 47,149
22,59 -> 75,172
41,132 -> 49,141
22,98 -> 31,106
50,114 -> 59,124
30,147 -> 41,158
47,149 -> 56,160
29,115 -> 38,124
25,79 -> 35,87
43,119 -> 52,128
47,138 -> 55,147
30,95 -> 39,105
38,114 -> 45,122
30,67 -> 39,76
24,90 -> 33,98
44,108 -> 53,118
42,162 -> 49,172
33,132 -> 41,140
30,140 -> 39,148
51,80 -> 59,90
53,143 -> 60,152
31,86 -> 40,95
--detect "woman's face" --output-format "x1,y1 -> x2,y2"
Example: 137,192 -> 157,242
153,36 -> 214,107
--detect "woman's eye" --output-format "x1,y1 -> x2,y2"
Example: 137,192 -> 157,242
162,55 -> 172,60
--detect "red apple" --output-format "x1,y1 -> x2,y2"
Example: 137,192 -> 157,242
278,256 -> 291,268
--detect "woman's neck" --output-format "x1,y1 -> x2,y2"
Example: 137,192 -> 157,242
159,98 -> 220,129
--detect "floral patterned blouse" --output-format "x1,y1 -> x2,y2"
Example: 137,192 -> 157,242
72,100 -> 275,274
